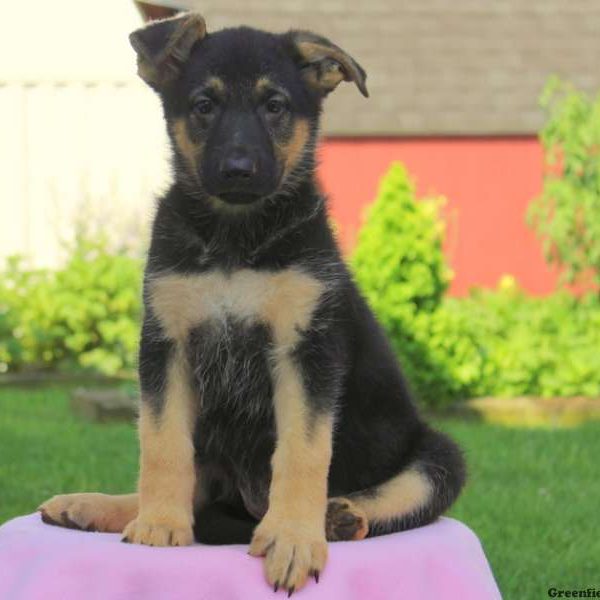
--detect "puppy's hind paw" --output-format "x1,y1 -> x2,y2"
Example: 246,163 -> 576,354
326,498 -> 369,541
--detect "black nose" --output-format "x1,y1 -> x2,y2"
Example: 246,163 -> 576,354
220,154 -> 256,180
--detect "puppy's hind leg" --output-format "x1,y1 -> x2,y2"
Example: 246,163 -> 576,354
39,493 -> 138,533
327,426 -> 466,540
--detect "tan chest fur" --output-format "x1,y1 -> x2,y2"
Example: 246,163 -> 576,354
148,268 -> 325,349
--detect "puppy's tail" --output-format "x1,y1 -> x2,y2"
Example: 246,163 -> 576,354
359,425 -> 467,536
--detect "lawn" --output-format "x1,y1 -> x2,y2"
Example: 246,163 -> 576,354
1,385 -> 598,598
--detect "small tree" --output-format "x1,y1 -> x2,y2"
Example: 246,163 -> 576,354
351,163 -> 451,319
351,164 -> 465,407
529,76 -> 600,288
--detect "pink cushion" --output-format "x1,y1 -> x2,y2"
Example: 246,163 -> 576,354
0,513 -> 501,599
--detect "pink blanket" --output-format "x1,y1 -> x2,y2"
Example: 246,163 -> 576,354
0,513 -> 501,599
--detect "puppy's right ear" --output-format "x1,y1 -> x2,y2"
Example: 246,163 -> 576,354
129,13 -> 206,90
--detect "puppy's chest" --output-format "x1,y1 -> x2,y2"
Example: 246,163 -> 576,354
149,267 -> 326,468
148,267 -> 325,348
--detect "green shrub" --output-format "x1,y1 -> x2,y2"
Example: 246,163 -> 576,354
528,76 -> 600,288
443,279 -> 600,399
351,164 -> 473,407
351,163 -> 451,316
352,163 -> 600,406
0,236 -> 142,376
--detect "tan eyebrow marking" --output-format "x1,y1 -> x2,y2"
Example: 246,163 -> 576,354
254,77 -> 290,101
255,76 -> 273,95
204,76 -> 227,99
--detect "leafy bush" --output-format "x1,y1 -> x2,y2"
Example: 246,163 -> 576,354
528,76 -> 600,288
352,163 -> 600,407
443,278 -> 600,399
351,163 -> 451,315
0,236 -> 142,376
351,164 -> 472,407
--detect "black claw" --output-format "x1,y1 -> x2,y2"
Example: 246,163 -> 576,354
121,537 -> 131,543
313,571 -> 320,584
273,583 -> 279,593
287,587 -> 295,597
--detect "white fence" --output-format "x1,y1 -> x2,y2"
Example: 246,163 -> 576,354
0,81 -> 171,267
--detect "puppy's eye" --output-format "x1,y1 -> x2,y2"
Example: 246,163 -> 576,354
194,98 -> 214,115
266,98 -> 286,115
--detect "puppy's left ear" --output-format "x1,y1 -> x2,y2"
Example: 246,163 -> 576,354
287,31 -> 368,98
129,12 -> 206,90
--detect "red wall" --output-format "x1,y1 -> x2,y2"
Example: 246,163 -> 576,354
318,136 -> 559,296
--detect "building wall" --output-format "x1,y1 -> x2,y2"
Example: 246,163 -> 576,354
319,137 -> 558,296
0,82 -> 168,266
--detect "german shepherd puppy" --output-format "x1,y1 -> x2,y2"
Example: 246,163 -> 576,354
39,13 -> 466,594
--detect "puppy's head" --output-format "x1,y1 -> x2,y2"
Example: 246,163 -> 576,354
130,14 -> 368,206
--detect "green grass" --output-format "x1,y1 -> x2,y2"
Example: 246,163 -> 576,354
1,385 -> 598,598
439,418 -> 600,598
0,385 -> 138,521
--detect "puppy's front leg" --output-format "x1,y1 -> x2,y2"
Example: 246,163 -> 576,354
249,355 -> 333,593
122,344 -> 196,547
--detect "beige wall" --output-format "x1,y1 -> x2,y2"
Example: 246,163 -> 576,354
0,0 -> 169,266
0,82 -> 169,267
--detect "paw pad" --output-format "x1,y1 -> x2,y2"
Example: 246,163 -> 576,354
326,498 -> 369,541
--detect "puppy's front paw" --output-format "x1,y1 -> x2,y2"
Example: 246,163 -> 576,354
249,517 -> 327,594
122,514 -> 193,547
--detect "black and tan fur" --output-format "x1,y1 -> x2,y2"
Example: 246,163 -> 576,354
39,13 -> 466,594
